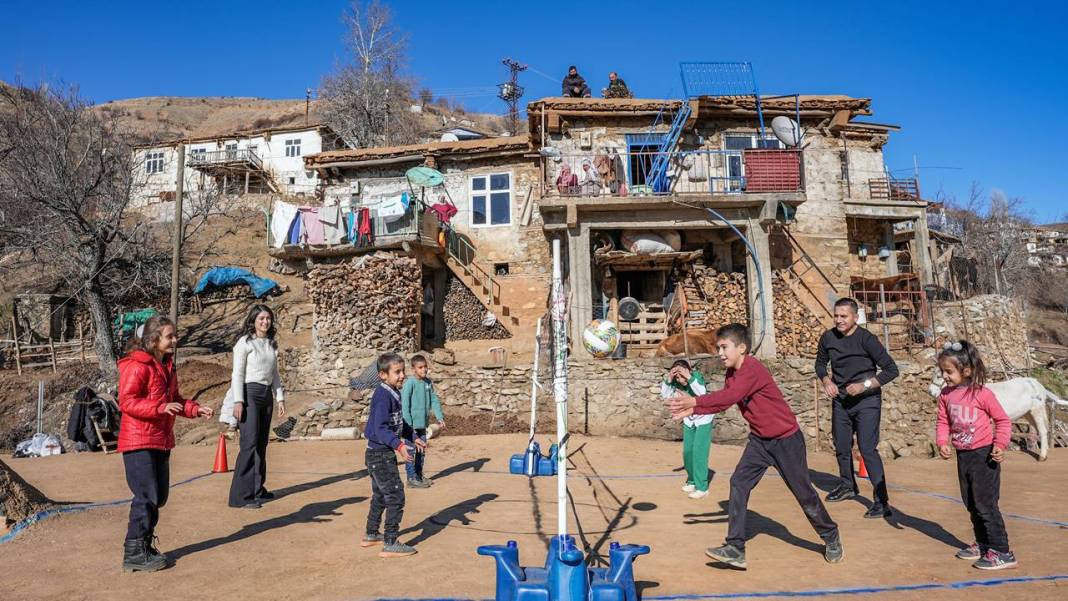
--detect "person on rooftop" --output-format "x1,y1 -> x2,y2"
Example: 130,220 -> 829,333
562,66 -> 591,98
603,72 -> 633,99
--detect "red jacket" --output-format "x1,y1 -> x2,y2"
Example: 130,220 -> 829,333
117,350 -> 201,452
693,356 -> 800,440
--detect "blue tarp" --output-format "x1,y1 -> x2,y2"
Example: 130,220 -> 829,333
193,267 -> 279,298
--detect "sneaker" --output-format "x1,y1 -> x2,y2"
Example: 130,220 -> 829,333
705,544 -> 746,569
360,533 -> 384,548
419,477 -> 434,487
864,503 -> 892,519
688,489 -> 709,499
682,482 -> 696,493
973,549 -> 1018,570
955,543 -> 981,561
228,502 -> 262,509
824,535 -> 844,563
407,478 -> 431,489
825,485 -> 858,502
379,541 -> 418,558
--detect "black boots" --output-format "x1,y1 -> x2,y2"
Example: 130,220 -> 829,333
122,536 -> 167,572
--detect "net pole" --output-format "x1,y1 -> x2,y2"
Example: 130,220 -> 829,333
551,238 -> 569,537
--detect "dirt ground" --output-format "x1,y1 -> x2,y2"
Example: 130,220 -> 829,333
1,434 -> 1066,601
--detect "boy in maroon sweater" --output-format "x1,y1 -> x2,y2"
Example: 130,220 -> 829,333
667,324 -> 843,569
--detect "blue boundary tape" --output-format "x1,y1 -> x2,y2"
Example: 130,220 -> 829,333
0,472 -> 213,545
365,573 -> 1068,601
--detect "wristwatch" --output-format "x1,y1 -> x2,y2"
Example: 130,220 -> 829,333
862,379 -> 872,390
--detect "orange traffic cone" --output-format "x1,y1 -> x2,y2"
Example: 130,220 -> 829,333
857,456 -> 869,479
212,432 -> 229,473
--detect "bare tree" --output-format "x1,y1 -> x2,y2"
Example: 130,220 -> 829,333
320,1 -> 423,147
0,83 -> 141,377
946,182 -> 1033,298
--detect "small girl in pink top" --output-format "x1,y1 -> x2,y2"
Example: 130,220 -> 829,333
935,340 -> 1016,571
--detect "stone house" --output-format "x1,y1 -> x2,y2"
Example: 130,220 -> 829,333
285,93 -> 934,360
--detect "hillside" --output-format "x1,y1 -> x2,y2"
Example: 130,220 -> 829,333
93,95 -> 513,144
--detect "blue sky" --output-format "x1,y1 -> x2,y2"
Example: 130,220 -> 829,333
3,0 -> 1065,221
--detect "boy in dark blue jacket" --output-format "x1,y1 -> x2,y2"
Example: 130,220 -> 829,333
361,352 -> 425,557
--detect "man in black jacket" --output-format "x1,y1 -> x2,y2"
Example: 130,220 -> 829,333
561,66 -> 591,98
815,298 -> 899,519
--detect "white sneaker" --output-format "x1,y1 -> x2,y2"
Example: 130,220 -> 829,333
682,483 -> 696,493
688,489 -> 709,499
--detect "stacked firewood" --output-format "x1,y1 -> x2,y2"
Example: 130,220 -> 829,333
772,271 -> 826,357
689,266 -> 749,327
307,252 -> 421,352
443,277 -> 511,340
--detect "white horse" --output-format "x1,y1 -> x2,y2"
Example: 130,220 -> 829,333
929,373 -> 1068,461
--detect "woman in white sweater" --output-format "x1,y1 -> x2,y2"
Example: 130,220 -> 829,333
227,304 -> 285,509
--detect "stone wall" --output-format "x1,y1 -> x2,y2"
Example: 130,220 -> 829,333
282,348 -> 940,459
932,295 -> 1031,372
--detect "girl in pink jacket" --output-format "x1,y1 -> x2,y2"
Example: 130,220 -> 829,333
935,340 -> 1015,571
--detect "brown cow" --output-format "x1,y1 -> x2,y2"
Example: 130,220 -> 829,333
655,328 -> 719,357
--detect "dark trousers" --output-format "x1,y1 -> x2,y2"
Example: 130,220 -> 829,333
832,395 -> 889,503
404,428 -> 427,481
727,430 -> 838,551
366,447 -> 405,543
957,445 -> 1010,553
123,449 -> 170,540
228,383 -> 273,507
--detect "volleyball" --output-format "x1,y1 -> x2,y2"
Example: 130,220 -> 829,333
582,319 -> 621,358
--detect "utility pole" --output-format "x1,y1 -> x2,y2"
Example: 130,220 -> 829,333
169,144 -> 186,325
498,58 -> 527,136
305,87 -> 312,126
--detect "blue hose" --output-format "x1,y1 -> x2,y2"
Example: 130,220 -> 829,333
701,207 -> 767,353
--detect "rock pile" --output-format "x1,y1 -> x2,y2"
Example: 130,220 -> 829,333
443,277 -> 511,340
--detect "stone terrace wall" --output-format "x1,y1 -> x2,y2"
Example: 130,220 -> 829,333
933,295 -> 1030,373
283,348 -> 940,458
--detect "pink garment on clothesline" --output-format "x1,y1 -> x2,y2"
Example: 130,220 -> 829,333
299,207 -> 326,244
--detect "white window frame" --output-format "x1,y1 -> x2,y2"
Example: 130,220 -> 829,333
285,139 -> 302,157
145,151 -> 165,175
468,172 -> 513,228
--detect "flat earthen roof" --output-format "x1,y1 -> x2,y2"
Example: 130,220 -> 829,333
305,135 -> 531,168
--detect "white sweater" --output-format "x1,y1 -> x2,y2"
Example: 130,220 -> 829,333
231,336 -> 284,404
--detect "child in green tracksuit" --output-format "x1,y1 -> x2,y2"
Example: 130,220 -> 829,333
661,359 -> 713,498
400,354 -> 445,488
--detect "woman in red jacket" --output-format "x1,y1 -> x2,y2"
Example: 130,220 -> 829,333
117,316 -> 214,572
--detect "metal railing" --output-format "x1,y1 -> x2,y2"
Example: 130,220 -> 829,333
446,230 -> 502,303
868,177 -> 920,203
543,149 -> 803,198
851,284 -> 933,352
188,148 -> 263,169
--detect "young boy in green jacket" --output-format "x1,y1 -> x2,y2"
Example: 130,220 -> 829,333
401,355 -> 445,488
661,359 -> 714,499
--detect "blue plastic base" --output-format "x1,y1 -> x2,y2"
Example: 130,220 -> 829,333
478,536 -> 649,601
508,443 -> 558,477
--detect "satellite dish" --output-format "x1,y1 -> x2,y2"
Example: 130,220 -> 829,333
771,116 -> 801,147
406,166 -> 444,188
440,132 -> 460,142
618,297 -> 641,321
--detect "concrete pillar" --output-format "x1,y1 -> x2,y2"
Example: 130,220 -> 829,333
745,222 -> 777,358
884,222 -> 898,276
913,213 -> 934,287
567,226 -> 592,351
